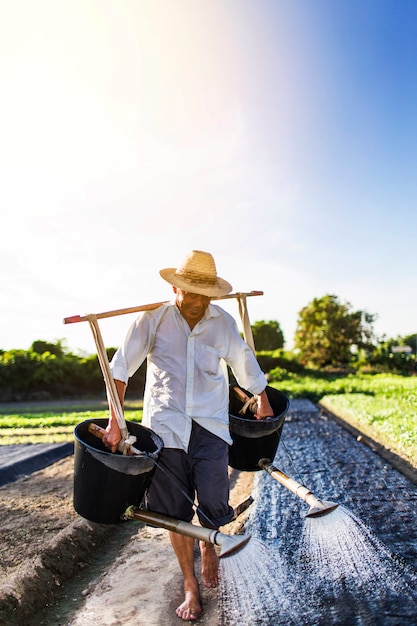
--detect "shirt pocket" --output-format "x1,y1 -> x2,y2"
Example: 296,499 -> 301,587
197,344 -> 221,376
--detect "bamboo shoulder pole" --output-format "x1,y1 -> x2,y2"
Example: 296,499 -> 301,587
63,301 -> 169,324
63,291 -> 263,325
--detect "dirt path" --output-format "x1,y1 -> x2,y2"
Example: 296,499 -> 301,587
0,456 -> 77,583
0,455 -> 253,626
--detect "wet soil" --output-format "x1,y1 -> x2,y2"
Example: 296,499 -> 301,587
241,404 -> 417,625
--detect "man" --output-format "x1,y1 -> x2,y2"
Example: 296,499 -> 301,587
103,250 -> 273,621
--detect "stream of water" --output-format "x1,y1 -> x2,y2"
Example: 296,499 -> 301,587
219,506 -> 417,625
219,536 -> 296,625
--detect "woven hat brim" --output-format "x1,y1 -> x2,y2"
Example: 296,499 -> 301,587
159,268 -> 232,297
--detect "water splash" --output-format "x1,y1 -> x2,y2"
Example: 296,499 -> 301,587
219,537 -> 298,625
219,507 -> 417,625
293,505 -> 417,624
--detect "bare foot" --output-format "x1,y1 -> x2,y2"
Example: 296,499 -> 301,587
176,587 -> 202,621
200,540 -> 219,588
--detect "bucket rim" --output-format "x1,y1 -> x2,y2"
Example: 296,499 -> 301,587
228,385 -> 289,438
229,385 -> 290,419
74,417 -> 164,460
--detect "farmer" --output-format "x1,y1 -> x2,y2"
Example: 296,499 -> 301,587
103,249 -> 273,621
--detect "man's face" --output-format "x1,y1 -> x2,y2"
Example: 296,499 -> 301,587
174,288 -> 211,327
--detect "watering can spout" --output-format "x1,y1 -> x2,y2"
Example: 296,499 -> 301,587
258,458 -> 339,518
306,500 -> 339,518
216,533 -> 251,557
123,507 -> 251,558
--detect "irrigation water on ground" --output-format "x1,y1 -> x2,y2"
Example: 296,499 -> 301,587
220,504 -> 417,626
219,404 -> 417,625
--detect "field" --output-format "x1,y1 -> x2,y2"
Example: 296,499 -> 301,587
272,373 -> 417,466
0,399 -> 143,444
0,374 -> 416,624
0,373 -> 416,466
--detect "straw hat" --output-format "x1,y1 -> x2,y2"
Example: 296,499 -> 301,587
159,250 -> 233,297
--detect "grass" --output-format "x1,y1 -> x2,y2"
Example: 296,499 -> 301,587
0,399 -> 143,445
270,371 -> 417,403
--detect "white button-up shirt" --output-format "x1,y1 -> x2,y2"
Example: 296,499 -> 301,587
110,301 -> 267,452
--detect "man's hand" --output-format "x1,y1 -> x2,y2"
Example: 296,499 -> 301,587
103,379 -> 127,453
102,421 -> 122,453
254,389 -> 274,420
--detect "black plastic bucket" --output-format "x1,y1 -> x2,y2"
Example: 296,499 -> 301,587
228,385 -> 289,471
73,418 -> 164,524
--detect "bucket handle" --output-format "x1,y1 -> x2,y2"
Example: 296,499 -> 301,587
86,315 -> 131,452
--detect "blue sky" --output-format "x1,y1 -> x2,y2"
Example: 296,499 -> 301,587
1,0 -> 416,355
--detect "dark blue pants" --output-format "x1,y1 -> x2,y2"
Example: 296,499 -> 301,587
146,421 -> 234,528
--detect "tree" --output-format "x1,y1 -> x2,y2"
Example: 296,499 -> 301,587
294,294 -> 376,368
364,337 -> 414,374
30,339 -> 66,358
402,333 -> 417,355
251,320 -> 284,351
